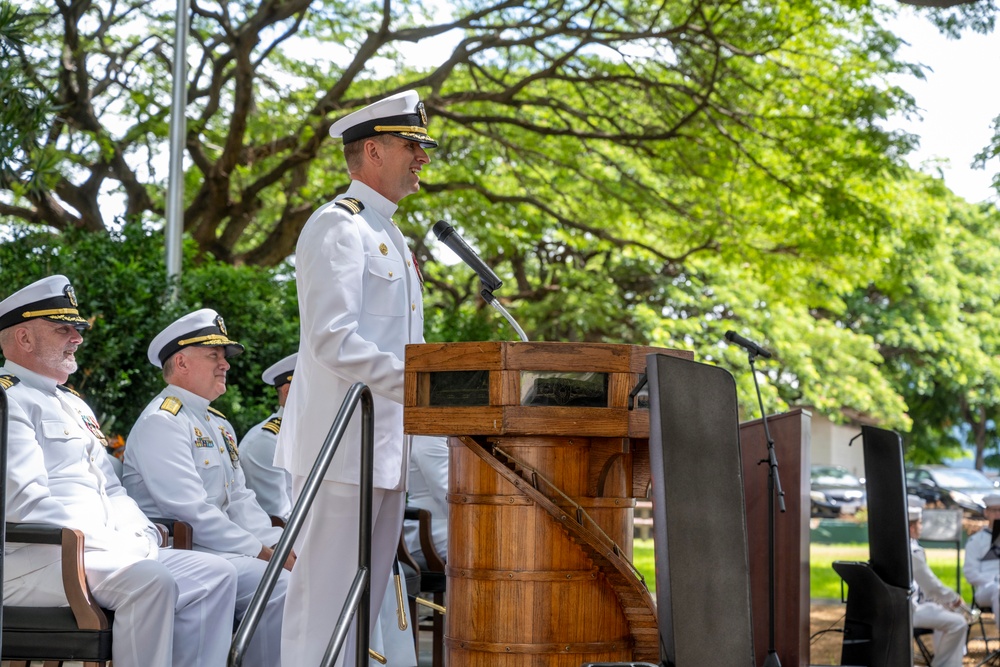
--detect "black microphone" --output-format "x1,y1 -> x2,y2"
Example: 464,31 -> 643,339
725,330 -> 772,359
432,220 -> 503,293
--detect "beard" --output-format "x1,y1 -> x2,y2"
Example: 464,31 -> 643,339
40,345 -> 78,378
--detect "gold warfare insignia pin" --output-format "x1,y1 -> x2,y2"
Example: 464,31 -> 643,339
216,315 -> 227,335
64,284 -> 78,307
379,243 -> 388,256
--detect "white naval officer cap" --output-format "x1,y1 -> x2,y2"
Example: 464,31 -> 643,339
908,494 -> 925,523
0,275 -> 90,331
262,352 -> 297,388
984,493 -> 1000,508
148,308 -> 245,368
329,90 -> 438,148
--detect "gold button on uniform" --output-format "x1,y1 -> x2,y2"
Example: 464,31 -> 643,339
411,303 -> 416,311
204,459 -> 210,465
388,271 -> 393,277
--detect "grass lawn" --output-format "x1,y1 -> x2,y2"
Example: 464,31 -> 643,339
633,539 -> 972,603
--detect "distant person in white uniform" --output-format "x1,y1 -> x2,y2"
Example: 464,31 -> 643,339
124,309 -> 293,667
0,275 -> 239,667
275,89 -> 436,666
404,435 -> 449,567
241,352 -> 297,523
964,493 -> 1000,625
909,499 -> 967,667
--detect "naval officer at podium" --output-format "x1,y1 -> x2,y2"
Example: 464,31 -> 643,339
276,89 -> 438,666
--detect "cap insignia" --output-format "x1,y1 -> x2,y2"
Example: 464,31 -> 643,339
416,100 -> 427,126
64,284 -> 78,307
379,243 -> 388,256
215,315 -> 227,336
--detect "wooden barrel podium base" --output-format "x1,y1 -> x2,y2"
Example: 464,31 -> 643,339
446,436 -> 651,667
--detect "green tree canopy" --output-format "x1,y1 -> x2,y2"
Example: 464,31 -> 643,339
4,0 -> 1000,460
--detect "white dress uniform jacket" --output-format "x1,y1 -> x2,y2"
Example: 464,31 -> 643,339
240,407 -> 292,521
964,527 -> 1000,616
275,180 -> 423,490
277,180 -> 424,667
2,361 -> 238,667
911,538 -> 967,667
125,384 -> 288,667
124,384 -> 282,555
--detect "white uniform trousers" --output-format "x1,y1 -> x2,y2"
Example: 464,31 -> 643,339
974,580 -> 1000,628
4,548 -> 238,667
217,552 -> 289,667
282,477 -> 405,667
370,571 -> 418,666
912,602 -> 968,667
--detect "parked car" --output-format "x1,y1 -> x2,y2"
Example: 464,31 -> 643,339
906,465 -> 1000,516
810,465 -> 867,518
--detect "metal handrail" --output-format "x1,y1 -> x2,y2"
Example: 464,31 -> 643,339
0,387 -> 8,646
229,382 -> 374,667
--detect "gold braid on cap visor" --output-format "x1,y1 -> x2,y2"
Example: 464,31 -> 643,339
21,308 -> 82,318
177,334 -> 237,347
374,125 -> 430,135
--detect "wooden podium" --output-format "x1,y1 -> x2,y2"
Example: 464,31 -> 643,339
404,342 -> 691,667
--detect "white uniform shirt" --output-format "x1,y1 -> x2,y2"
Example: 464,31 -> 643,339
911,537 -> 960,609
124,384 -> 281,556
276,180 -> 424,490
2,361 -> 159,587
964,527 -> 1000,590
240,407 -> 292,521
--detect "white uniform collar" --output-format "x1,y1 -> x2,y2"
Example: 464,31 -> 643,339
164,383 -> 213,413
345,180 -> 398,220
2,359 -> 60,393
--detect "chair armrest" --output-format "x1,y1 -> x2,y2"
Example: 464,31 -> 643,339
4,521 -> 108,631
148,517 -> 193,550
6,522 -> 66,544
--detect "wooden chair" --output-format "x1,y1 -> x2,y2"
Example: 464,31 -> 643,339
398,506 -> 446,667
2,518 -> 191,667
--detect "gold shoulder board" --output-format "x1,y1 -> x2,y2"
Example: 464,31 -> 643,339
334,198 -> 365,215
57,384 -> 82,397
0,375 -> 20,390
262,417 -> 282,435
159,396 -> 182,415
208,406 -> 227,419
